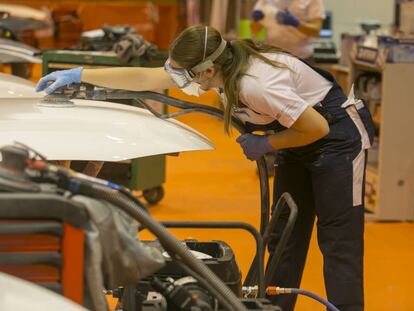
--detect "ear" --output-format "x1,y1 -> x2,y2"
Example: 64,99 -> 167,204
204,66 -> 216,78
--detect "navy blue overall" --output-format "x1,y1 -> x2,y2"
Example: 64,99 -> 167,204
245,64 -> 375,311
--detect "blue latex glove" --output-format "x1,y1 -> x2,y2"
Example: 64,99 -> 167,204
35,67 -> 83,94
251,10 -> 265,21
276,9 -> 300,27
236,133 -> 274,161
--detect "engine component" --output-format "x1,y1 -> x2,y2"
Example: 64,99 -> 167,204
150,276 -> 215,311
138,240 -> 242,298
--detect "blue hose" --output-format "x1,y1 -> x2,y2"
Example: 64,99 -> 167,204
287,288 -> 340,311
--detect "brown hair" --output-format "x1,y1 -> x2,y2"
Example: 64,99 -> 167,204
170,25 -> 289,134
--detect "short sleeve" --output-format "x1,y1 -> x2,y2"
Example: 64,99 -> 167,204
307,0 -> 326,20
240,67 -> 309,128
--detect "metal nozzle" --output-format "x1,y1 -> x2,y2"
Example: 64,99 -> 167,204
266,286 -> 292,296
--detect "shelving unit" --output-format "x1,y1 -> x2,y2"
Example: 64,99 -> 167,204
350,60 -> 414,221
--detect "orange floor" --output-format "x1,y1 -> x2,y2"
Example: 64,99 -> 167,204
19,64 -> 414,310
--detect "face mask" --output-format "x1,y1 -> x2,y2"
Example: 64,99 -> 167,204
181,82 -> 208,97
164,58 -> 194,88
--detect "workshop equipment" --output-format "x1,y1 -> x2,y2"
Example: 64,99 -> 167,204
0,4 -> 51,77
138,240 -> 243,296
0,38 -> 41,64
0,143 -> 250,311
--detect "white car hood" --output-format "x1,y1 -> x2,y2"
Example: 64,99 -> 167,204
0,97 -> 214,161
0,74 -> 214,160
0,72 -> 44,98
0,272 -> 87,311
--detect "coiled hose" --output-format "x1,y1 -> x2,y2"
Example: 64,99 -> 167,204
75,180 -> 248,311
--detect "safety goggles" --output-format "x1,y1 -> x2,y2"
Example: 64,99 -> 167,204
164,26 -> 228,89
164,59 -> 195,89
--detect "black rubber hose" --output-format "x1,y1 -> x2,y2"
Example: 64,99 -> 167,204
77,181 -> 248,311
264,193 -> 298,285
256,157 -> 270,234
243,193 -> 298,290
118,187 -> 149,213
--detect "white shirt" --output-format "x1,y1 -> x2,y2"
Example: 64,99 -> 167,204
232,53 -> 333,128
254,0 -> 325,59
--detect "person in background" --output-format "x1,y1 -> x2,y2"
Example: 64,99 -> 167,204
251,0 -> 326,175
252,0 -> 325,61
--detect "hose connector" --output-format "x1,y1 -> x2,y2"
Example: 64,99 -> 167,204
266,286 -> 292,295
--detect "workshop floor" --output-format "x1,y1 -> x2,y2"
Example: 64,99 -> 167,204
21,65 -> 413,310
136,89 -> 414,311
